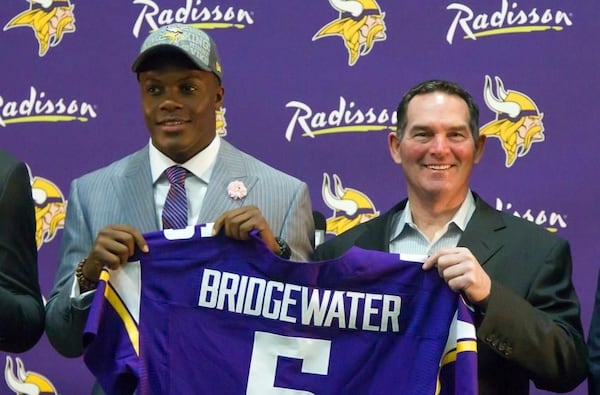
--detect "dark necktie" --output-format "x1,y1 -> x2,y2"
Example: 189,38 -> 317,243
162,166 -> 188,229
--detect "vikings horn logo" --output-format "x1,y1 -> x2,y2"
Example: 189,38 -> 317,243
4,356 -> 57,395
4,0 -> 76,57
321,173 -> 378,235
313,0 -> 387,66
162,25 -> 185,43
480,75 -> 545,168
216,107 -> 227,137
29,169 -> 66,249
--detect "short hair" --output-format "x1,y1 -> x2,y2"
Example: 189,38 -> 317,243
395,80 -> 480,139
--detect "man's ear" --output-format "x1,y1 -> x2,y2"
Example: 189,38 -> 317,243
388,132 -> 402,165
215,85 -> 224,107
474,134 -> 486,164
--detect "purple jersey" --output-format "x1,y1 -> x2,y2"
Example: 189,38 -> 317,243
84,224 -> 477,395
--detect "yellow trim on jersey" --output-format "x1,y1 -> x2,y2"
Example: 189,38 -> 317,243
100,270 -> 140,356
440,340 -> 478,366
435,340 -> 478,394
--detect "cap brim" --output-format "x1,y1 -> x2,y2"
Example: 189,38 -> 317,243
131,45 -> 211,73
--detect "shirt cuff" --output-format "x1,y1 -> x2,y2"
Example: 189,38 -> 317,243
69,273 -> 96,309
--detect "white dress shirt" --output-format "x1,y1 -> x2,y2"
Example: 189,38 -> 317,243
389,191 -> 476,256
149,136 -> 220,228
72,137 -> 221,300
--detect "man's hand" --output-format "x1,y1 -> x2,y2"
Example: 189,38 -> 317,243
212,205 -> 279,254
423,247 -> 491,305
82,225 -> 148,281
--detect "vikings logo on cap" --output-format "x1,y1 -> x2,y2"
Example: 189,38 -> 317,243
313,0 -> 387,66
132,23 -> 222,81
480,75 -> 545,168
3,0 -> 76,57
162,25 -> 185,43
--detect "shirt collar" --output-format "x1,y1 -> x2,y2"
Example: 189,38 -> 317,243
149,136 -> 221,184
391,190 -> 476,241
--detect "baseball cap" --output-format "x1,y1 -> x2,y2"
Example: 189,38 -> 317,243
131,23 -> 222,81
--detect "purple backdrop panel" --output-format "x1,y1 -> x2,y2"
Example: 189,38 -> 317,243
0,1 -> 597,394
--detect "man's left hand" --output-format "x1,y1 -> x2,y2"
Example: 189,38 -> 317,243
423,247 -> 491,305
212,205 -> 279,253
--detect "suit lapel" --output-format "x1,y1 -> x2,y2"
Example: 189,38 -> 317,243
112,147 -> 159,233
198,140 -> 258,222
355,200 -> 408,252
349,194 -> 506,265
458,195 -> 505,266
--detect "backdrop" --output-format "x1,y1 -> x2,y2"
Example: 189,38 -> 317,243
1,1 -> 598,394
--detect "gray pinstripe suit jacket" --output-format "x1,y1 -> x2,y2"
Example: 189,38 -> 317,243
45,139 -> 314,358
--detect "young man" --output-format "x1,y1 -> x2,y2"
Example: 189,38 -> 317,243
0,148 -> 44,352
314,79 -> 587,394
45,23 -> 314,365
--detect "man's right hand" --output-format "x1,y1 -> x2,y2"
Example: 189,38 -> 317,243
82,225 -> 148,282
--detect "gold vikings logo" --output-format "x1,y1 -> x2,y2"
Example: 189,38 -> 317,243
155,25 -> 222,76
216,107 -> 227,137
313,0 -> 387,66
4,356 -> 57,395
4,0 -> 76,57
29,168 -> 66,250
480,75 -> 545,168
161,24 -> 185,43
321,173 -> 379,235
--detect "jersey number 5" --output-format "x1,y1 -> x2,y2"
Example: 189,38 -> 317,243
246,331 -> 332,394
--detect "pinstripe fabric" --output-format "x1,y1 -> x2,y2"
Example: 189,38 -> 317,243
161,166 -> 188,229
198,140 -> 314,261
46,139 -> 315,361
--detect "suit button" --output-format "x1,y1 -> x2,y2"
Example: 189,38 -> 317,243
498,342 -> 506,351
485,335 -> 496,343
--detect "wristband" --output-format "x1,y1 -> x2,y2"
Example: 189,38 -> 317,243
275,237 -> 291,259
76,258 -> 98,292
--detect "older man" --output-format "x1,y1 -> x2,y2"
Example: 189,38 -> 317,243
314,79 -> 587,394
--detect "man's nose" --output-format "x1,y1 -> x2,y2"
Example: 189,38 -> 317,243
159,88 -> 184,111
430,135 -> 451,154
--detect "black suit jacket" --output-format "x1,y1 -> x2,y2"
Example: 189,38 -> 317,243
0,149 -> 44,352
588,270 -> 600,395
314,193 -> 588,395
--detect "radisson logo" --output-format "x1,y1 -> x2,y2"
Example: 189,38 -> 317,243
446,0 -> 573,44
0,87 -> 97,127
132,0 -> 255,37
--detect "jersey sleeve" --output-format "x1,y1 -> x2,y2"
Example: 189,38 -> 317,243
437,295 -> 478,395
83,265 -> 141,394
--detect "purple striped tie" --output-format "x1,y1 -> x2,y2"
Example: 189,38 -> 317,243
162,166 -> 188,229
